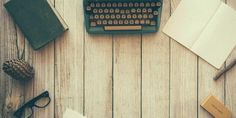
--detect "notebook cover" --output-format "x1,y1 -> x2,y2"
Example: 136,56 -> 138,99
4,0 -> 68,50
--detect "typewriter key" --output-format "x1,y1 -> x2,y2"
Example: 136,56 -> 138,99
90,3 -> 95,7
96,3 -> 100,7
151,2 -> 156,7
118,2 -> 122,7
129,3 -> 133,7
107,3 -> 111,7
153,11 -> 159,15
140,3 -> 145,7
103,20 -> 107,25
156,2 -> 162,7
90,22 -> 96,26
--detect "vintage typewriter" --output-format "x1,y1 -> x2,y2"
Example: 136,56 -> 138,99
84,0 -> 163,34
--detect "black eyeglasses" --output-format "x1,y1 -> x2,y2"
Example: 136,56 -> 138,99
14,91 -> 51,118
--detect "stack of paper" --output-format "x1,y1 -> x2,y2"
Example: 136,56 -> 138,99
163,0 -> 236,69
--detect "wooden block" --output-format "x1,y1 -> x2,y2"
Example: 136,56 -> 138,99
201,95 -> 232,118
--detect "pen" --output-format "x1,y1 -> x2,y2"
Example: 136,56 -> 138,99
214,59 -> 236,80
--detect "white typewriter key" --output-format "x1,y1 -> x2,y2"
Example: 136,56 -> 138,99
97,20 -> 102,25
127,14 -> 132,19
90,22 -> 96,26
108,20 -> 113,25
96,3 -> 100,7
93,9 -> 98,13
118,2 -> 122,7
138,14 -> 143,19
107,3 -> 111,7
116,14 -> 121,19
135,20 -> 140,24
89,15 -> 94,20
111,14 -> 115,19
86,6 -> 91,11
113,20 -> 118,25
100,15 -> 104,19
90,3 -> 95,7
148,8 -> 152,13
115,9 -> 119,13
137,8 -> 141,13
124,20 -> 129,24
140,20 -> 145,24
131,8 -> 136,13
132,14 -> 137,19
156,2 -> 162,6
151,2 -> 156,7
103,20 -> 107,25
145,2 -> 150,7
110,9 -> 115,13
140,3 -> 145,7
120,10 -> 125,14
99,9 -> 103,13
101,3 -> 106,7
94,15 -> 99,19
129,20 -> 134,24
123,3 -> 128,7
143,14 -> 148,19
145,20 -> 150,24
149,14 -> 154,19
153,11 -> 159,15
125,9 -> 130,14
119,20 -> 124,24
121,14 -> 126,19
129,3 -> 133,7
151,21 -> 156,25
134,2 -> 139,7
105,15 -> 110,19
104,9 -> 109,13
112,3 -> 117,7
142,8 -> 147,13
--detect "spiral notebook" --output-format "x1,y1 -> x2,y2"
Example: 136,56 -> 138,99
163,0 -> 236,69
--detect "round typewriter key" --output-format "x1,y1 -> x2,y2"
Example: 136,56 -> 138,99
115,8 -> 119,13
151,2 -> 156,7
97,20 -> 102,25
90,22 -> 96,26
129,20 -> 134,24
148,8 -> 152,13
121,14 -> 126,19
107,3 -> 111,7
140,2 -> 145,7
124,20 -> 129,24
123,3 -> 128,7
100,15 -> 105,19
94,14 -> 99,19
89,15 -> 94,20
105,15 -> 110,19
132,14 -> 137,19
116,14 -> 121,19
93,9 -> 98,13
149,14 -> 154,19
137,8 -> 141,13
142,8 -> 147,13
99,9 -> 103,13
96,3 -> 100,7
135,20 -> 140,24
153,11 -> 159,15
108,20 -> 113,25
127,14 -> 132,19
119,20 -> 124,24
110,9 -> 115,13
112,3 -> 117,7
125,9 -> 130,14
118,2 -> 122,7
138,14 -> 143,19
104,9 -> 109,13
120,10 -> 125,14
156,2 -> 162,6
90,3 -> 95,7
129,3 -> 133,7
131,8 -> 136,13
143,14 -> 148,19
111,14 -> 115,19
150,21 -> 156,25
145,20 -> 150,25
145,2 -> 150,7
113,20 -> 118,25
103,20 -> 107,25
134,2 -> 139,7
101,3 -> 106,7
140,20 -> 145,24
86,6 -> 91,11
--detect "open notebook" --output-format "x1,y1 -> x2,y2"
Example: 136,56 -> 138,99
163,0 -> 236,69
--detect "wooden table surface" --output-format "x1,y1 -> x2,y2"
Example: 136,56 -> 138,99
1,0 -> 236,118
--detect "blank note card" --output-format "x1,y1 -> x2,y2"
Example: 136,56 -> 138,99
163,0 -> 236,69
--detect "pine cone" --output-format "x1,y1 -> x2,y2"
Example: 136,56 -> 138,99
2,59 -> 34,81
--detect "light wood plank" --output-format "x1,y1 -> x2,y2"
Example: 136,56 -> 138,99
54,0 -> 84,117
0,0 -> 25,117
113,34 -> 141,118
225,1 -> 236,117
170,0 -> 198,118
142,0 -> 170,117
84,34 -> 112,118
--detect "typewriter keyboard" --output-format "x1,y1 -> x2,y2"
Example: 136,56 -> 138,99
85,1 -> 162,31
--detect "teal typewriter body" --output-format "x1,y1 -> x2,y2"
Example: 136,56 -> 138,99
83,0 -> 163,34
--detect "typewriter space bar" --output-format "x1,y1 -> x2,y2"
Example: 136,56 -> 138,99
104,26 -> 142,31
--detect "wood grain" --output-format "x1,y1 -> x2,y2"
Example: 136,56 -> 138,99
142,0 -> 170,117
84,34 -> 113,118
54,0 -> 84,117
113,34 -> 141,118
0,0 -> 25,117
225,1 -> 236,117
170,0 -> 198,118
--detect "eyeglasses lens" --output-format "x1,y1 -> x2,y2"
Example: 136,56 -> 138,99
34,96 -> 50,108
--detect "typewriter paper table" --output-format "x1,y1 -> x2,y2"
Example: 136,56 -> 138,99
0,0 -> 236,118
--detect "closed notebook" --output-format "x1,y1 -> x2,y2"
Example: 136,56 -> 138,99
163,0 -> 236,69
4,0 -> 68,50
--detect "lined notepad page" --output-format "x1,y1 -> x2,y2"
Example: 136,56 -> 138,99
163,0 -> 236,68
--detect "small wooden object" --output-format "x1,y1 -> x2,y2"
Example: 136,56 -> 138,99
201,95 -> 232,118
